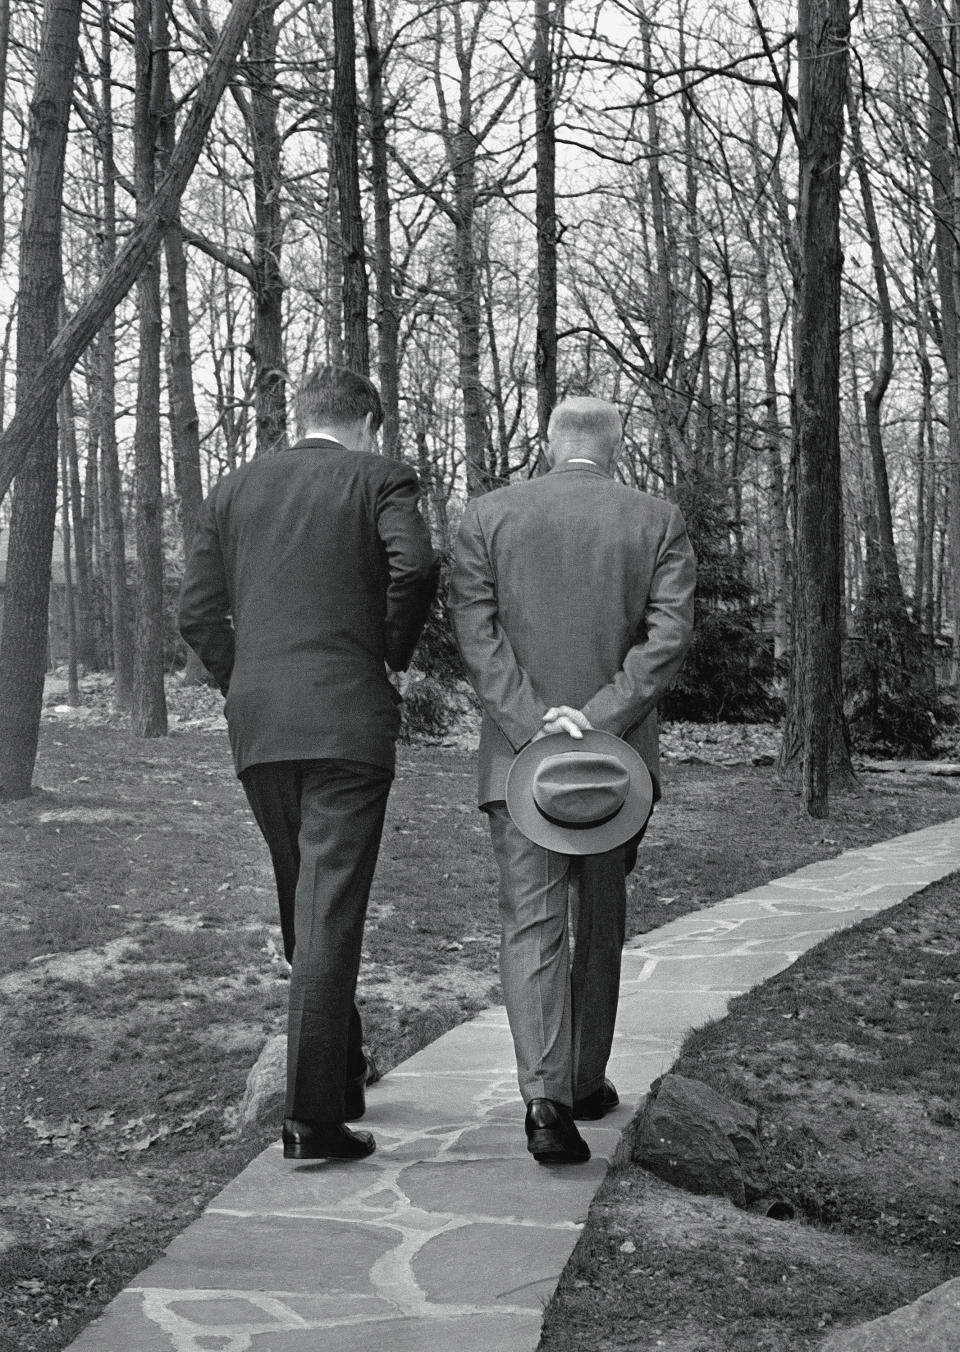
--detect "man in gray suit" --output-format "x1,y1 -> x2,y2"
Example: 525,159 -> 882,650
449,396 -> 695,1163
180,365 -> 439,1161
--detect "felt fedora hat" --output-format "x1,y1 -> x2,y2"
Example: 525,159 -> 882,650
505,729 -> 653,855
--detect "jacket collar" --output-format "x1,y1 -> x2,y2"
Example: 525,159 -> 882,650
291,435 -> 347,451
549,458 -> 612,479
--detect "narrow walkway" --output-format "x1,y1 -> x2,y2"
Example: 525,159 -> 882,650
65,818 -> 960,1352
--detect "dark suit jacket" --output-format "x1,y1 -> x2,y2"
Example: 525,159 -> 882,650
448,461 -> 696,806
178,437 -> 439,776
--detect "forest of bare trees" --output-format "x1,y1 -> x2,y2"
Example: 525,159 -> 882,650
0,0 -> 959,816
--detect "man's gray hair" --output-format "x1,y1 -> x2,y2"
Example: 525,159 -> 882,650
547,397 -> 622,459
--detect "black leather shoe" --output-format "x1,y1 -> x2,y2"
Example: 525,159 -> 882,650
573,1078 -> 620,1120
524,1098 -> 591,1164
282,1119 -> 376,1160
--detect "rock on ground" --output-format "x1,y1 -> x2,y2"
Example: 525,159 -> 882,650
630,1072 -> 771,1208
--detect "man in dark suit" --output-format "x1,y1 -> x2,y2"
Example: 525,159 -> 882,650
179,365 -> 439,1161
449,396 -> 695,1163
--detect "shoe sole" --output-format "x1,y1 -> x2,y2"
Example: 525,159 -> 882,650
527,1130 -> 590,1164
283,1139 -> 376,1161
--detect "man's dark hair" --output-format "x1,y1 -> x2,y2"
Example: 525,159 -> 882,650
294,365 -> 384,437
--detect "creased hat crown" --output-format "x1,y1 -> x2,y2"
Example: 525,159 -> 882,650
532,753 -> 630,827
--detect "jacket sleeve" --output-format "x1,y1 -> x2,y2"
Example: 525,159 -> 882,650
177,487 -> 235,695
377,464 -> 440,671
581,503 -> 696,736
447,498 -> 545,752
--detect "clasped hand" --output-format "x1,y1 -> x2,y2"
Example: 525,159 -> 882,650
535,705 -> 593,740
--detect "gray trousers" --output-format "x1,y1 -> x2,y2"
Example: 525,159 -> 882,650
240,758 -> 392,1123
487,803 -> 629,1107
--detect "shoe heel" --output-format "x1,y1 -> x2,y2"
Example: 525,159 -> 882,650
283,1141 -> 308,1160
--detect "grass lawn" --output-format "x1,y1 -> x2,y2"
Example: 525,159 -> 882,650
1,683 -> 959,1350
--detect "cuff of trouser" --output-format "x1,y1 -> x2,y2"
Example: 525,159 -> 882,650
573,1075 -> 605,1101
522,1079 -> 573,1108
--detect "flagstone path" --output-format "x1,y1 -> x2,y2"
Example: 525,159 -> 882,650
64,817 -> 960,1352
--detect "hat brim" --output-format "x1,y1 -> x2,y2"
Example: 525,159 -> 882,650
505,729 -> 653,854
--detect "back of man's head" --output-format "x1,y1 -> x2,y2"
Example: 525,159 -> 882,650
546,397 -> 622,466
294,365 -> 384,439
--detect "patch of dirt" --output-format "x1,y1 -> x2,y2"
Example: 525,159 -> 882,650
542,1171 -> 938,1352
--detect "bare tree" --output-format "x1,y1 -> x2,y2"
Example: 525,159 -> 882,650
333,0 -> 370,373
131,0 -> 168,738
534,0 -> 561,455
776,0 -> 857,814
364,0 -> 400,455
0,0 -> 82,799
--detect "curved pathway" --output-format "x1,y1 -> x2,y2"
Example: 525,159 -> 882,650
65,817 -> 960,1352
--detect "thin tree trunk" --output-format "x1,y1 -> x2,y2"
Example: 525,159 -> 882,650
248,0 -> 287,453
61,369 -> 95,668
847,80 -> 905,612
332,0 -> 369,374
0,0 -> 263,504
756,205 -> 789,662
534,0 -> 558,461
0,0 -> 9,265
363,0 -> 400,456
131,0 -> 168,738
325,126 -> 344,364
95,0 -> 133,704
159,40 -> 207,685
776,0 -> 855,816
58,401 -> 80,704
926,0 -> 960,684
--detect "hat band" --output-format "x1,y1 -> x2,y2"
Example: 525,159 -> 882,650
535,801 -> 624,830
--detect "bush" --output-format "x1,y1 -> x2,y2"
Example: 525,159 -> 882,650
844,589 -> 948,758
662,475 -> 783,724
663,607 -> 784,723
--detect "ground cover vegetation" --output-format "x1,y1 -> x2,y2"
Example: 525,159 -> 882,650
1,681 -> 959,1350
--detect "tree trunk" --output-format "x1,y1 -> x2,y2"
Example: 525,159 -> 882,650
332,0 -> 370,374
131,0 -> 168,739
776,0 -> 855,816
847,80 -> 905,613
248,0 -> 287,454
0,0 -> 9,265
95,0 -> 134,705
0,0 -> 263,505
61,369 -> 96,668
160,42 -> 208,686
926,0 -> 960,684
756,204 -> 790,663
363,0 -> 400,456
324,129 -> 344,365
0,0 -> 81,800
534,0 -> 558,462
59,401 -> 80,704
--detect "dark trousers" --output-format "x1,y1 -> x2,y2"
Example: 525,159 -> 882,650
240,758 -> 392,1123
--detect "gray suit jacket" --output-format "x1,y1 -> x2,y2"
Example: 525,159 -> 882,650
448,461 -> 696,807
